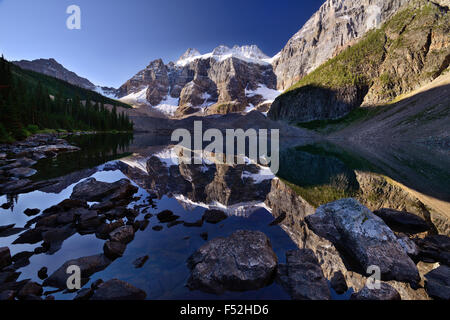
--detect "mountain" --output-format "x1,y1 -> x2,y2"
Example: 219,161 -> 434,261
116,45 -> 280,117
268,0 -> 450,124
13,58 -> 117,99
272,0 -> 410,90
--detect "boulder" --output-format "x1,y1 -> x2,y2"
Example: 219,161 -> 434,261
187,230 -> 277,294
0,290 -> 15,300
202,209 -> 228,224
17,281 -> 43,300
373,208 -> 430,234
424,265 -> 450,300
43,254 -> 112,289
306,199 -> 420,285
109,225 -> 134,244
0,247 -> 12,269
103,241 -> 126,260
351,282 -> 401,300
156,210 -> 179,223
276,249 -> 330,300
38,267 -> 48,280
90,279 -> 146,300
23,208 -> 41,217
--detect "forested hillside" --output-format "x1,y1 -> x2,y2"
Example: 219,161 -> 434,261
0,56 -> 133,142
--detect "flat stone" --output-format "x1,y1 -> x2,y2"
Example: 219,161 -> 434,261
90,279 -> 146,300
187,230 -> 277,294
8,167 -> 37,178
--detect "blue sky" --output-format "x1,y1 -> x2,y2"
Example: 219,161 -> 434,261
0,0 -> 324,87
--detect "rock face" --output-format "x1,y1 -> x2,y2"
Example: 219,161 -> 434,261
117,45 -> 278,116
276,249 -> 331,300
269,0 -> 450,123
273,0 -> 409,90
187,230 -> 278,294
306,198 -> 420,285
13,58 -> 96,90
90,279 -> 146,300
351,282 -> 401,300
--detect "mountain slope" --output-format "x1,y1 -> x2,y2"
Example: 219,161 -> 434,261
268,0 -> 450,124
117,45 -> 280,117
272,0 -> 410,90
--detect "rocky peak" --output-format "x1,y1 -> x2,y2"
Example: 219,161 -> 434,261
13,58 -> 96,90
178,48 -> 201,62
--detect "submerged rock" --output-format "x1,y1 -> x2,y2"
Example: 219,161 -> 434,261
424,265 -> 450,300
187,230 -> 277,294
351,282 -> 401,300
133,255 -> 149,268
157,210 -> 179,223
276,249 -> 330,300
90,279 -> 146,300
305,198 -> 420,285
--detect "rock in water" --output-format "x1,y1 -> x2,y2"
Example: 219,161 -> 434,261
305,198 -> 420,285
351,282 -> 401,300
424,265 -> 450,300
90,279 -> 146,300
70,178 -> 137,202
202,209 -> 227,224
187,230 -> 277,294
43,254 -> 111,289
276,249 -> 330,300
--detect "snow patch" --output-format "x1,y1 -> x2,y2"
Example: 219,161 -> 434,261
119,87 -> 148,105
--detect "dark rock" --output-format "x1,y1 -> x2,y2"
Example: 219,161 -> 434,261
96,220 -> 124,240
56,211 -> 76,225
17,281 -> 43,300
330,271 -> 348,294
351,282 -> 401,300
1,202 -> 12,210
157,210 -> 179,223
38,267 -> 48,280
109,225 -> 134,244
70,178 -> 137,202
183,219 -> 203,227
424,265 -> 450,300
43,199 -> 88,214
373,208 -> 431,234
0,179 -> 32,194
0,290 -> 15,300
200,232 -> 208,241
167,220 -> 183,228
91,279 -> 104,289
0,224 -> 25,238
0,270 -> 20,284
23,208 -> 41,216
306,199 -> 420,285
43,254 -> 112,289
202,209 -> 227,224
133,255 -> 149,268
269,212 -> 286,226
152,225 -> 163,231
0,247 -> 12,269
74,288 -> 93,300
144,213 -> 153,220
42,226 -> 76,253
187,230 -> 277,294
276,249 -> 330,300
45,295 -> 55,300
90,279 -> 146,300
13,228 -> 43,244
103,241 -> 126,260
415,235 -> 450,266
